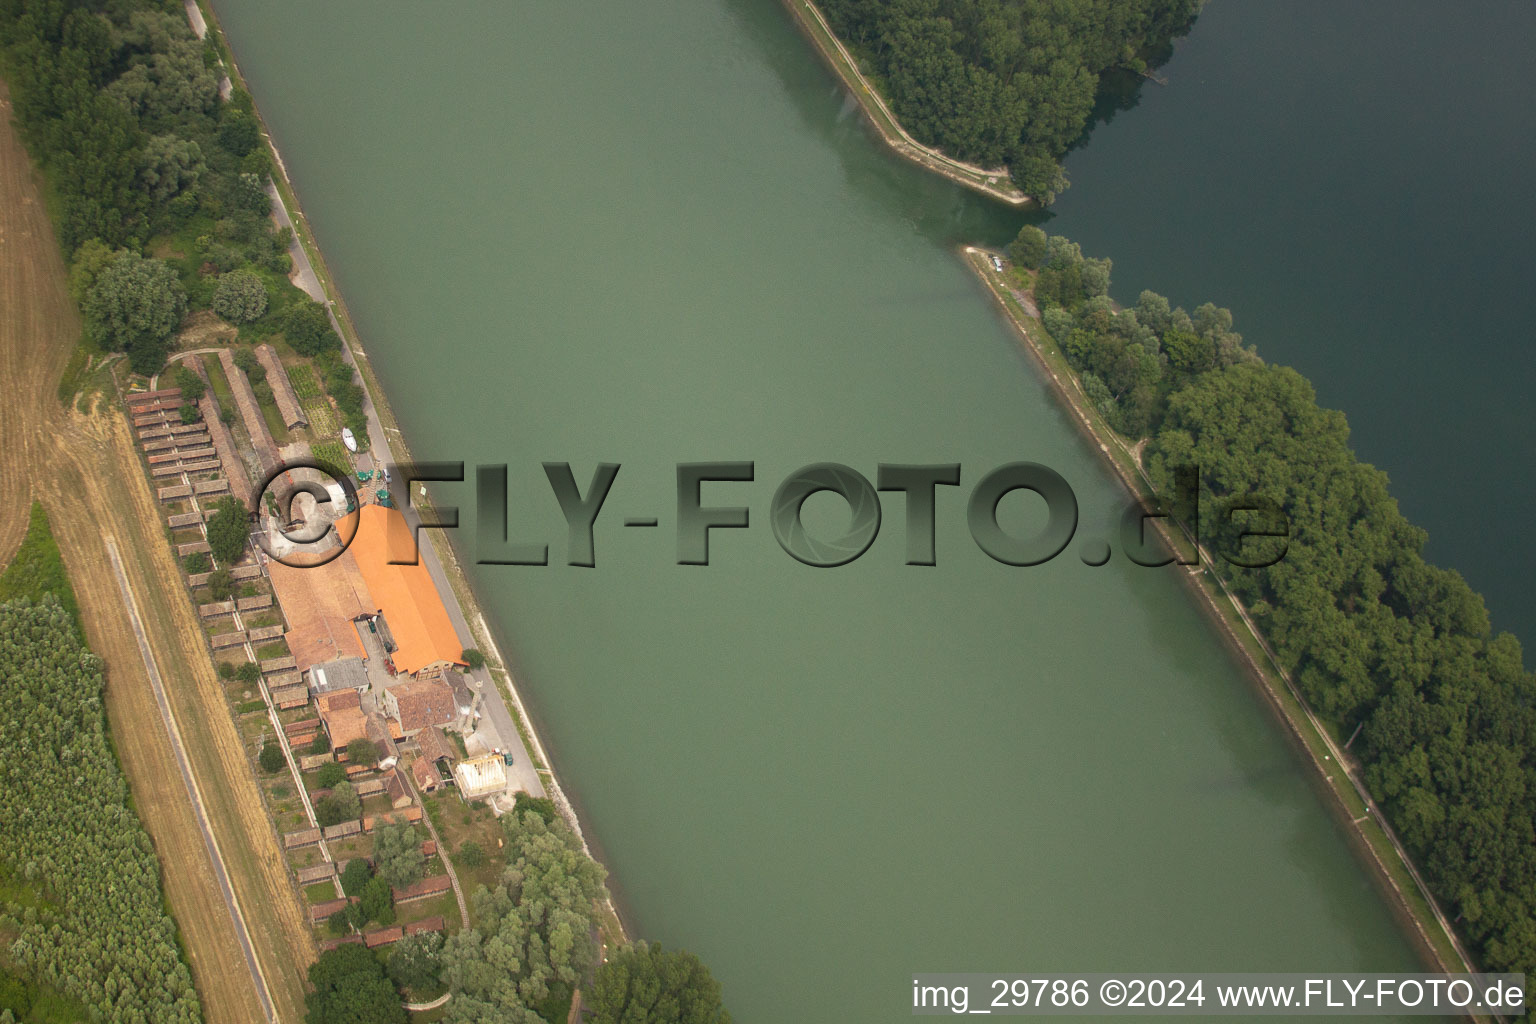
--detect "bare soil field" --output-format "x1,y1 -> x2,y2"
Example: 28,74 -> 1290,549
0,82 -> 312,1022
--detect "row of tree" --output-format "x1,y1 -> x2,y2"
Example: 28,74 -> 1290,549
0,575 -> 202,1024
1020,224 -> 1536,985
820,0 -> 1201,201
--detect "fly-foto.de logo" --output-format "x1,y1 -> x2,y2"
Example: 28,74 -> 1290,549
253,460 -> 1289,571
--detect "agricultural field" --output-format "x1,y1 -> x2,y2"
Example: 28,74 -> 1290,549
0,514 -> 200,1024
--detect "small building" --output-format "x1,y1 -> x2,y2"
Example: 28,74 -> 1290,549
382,766 -> 411,809
284,827 -> 322,850
416,725 -> 455,765
381,676 -> 456,736
271,684 -> 309,710
365,712 -> 399,766
255,344 -> 308,430
310,898 -> 351,924
363,926 -> 404,949
411,756 -> 442,794
453,754 -> 507,800
308,656 -> 369,696
296,862 -> 338,885
405,915 -> 445,936
323,819 -> 363,841
316,689 -> 369,754
392,874 -> 450,905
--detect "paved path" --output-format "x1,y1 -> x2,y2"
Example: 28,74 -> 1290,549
106,538 -> 277,1024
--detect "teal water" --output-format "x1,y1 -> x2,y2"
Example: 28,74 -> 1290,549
1043,0 -> 1536,649
213,0 -> 1428,1019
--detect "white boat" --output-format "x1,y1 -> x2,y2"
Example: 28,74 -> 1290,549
341,427 -> 358,453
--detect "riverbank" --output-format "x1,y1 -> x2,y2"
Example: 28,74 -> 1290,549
196,0 -> 630,950
959,246 -> 1484,994
781,0 -> 1030,206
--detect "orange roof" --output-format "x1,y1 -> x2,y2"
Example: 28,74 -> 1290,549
346,505 -> 465,676
317,689 -> 368,749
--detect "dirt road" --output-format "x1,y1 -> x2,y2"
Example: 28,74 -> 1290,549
0,81 -> 313,1022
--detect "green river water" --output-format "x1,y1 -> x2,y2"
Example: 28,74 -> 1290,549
209,0 -> 1454,1018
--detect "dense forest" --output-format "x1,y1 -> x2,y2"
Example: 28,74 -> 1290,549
1013,223 -> 1536,985
0,0 -> 368,444
0,506 -> 202,1023
819,0 -> 1200,201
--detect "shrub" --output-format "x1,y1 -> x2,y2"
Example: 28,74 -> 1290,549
258,740 -> 284,773
461,647 -> 485,670
184,551 -> 210,575
457,840 -> 485,869
236,661 -> 261,684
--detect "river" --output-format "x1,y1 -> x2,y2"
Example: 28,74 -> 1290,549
213,0 -> 1432,1019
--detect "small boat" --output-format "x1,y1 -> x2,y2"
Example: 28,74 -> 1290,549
341,427 -> 358,453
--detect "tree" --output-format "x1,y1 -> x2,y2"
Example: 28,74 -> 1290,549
457,840 -> 485,869
281,300 -> 340,356
233,346 -> 264,379
139,133 -> 204,203
305,944 -> 404,1024
177,402 -> 200,424
82,251 -> 187,374
259,740 -> 285,773
345,737 -> 378,768
316,781 -> 360,827
173,364 -> 206,401
315,761 -> 348,789
235,172 -> 271,215
339,858 -> 373,899
218,109 -> 260,157
213,270 -> 268,323
588,942 -> 733,1024
184,551 -> 210,574
387,932 -> 444,992
309,732 -> 332,755
1007,224 -> 1047,270
236,661 -> 262,684
359,876 -> 395,926
373,821 -> 426,889
206,495 -> 249,565
460,647 -> 485,670
206,567 -> 236,601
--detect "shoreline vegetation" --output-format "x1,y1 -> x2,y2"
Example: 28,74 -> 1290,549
965,226 -> 1536,1015
960,247 -> 1480,982
781,0 -> 1029,205
797,0 -> 1200,205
